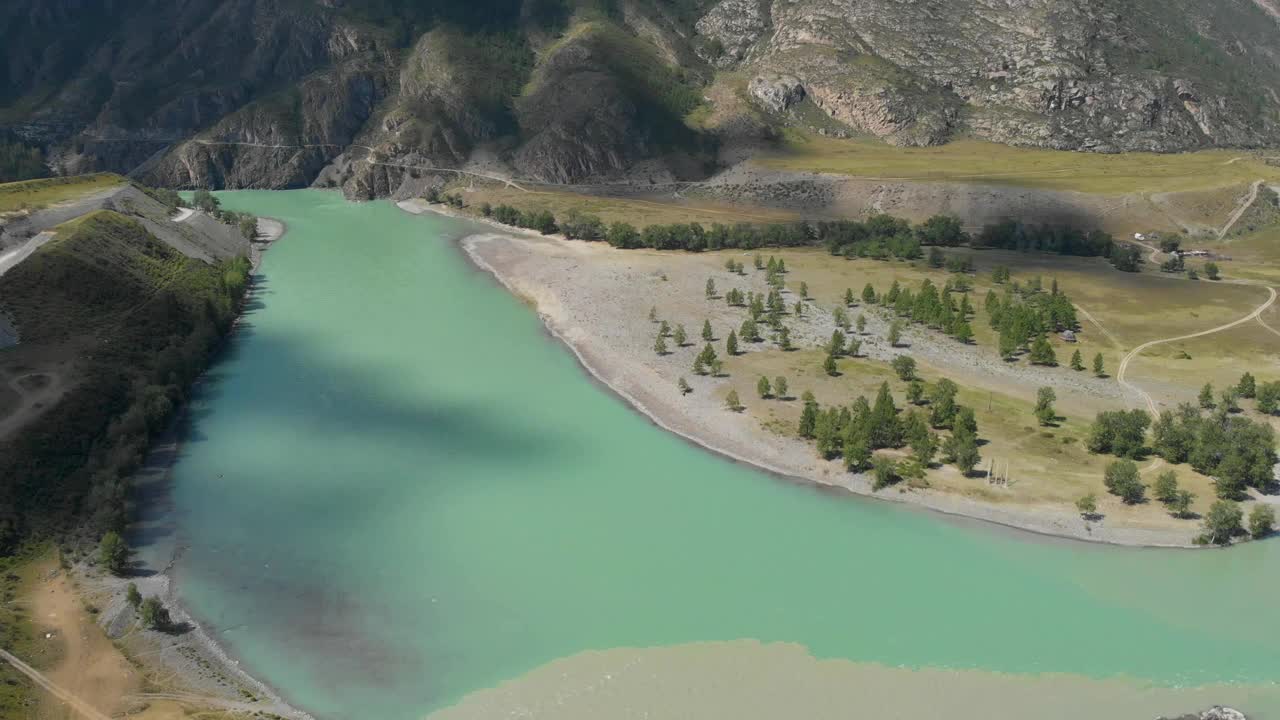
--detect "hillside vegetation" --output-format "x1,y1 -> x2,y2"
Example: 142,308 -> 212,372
0,211 -> 250,552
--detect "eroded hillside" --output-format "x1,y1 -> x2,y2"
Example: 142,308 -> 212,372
2,0 -> 1279,198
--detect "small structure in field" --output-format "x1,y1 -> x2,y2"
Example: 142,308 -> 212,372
1059,329 -> 1077,342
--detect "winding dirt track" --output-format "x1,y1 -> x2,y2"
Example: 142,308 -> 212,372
0,648 -> 112,720
1116,285 -> 1278,416
1218,179 -> 1264,238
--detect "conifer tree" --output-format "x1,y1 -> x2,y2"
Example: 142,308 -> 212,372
869,382 -> 901,449
1093,352 -> 1105,377
906,379 -> 925,405
798,398 -> 818,438
778,326 -> 792,350
824,353 -> 839,376
1029,333 -> 1056,366
678,377 -> 692,394
1238,371 -> 1257,399
1070,349 -> 1084,371
828,330 -> 847,357
757,376 -> 772,399
774,376 -> 788,400
1199,382 -> 1215,409
702,319 -> 714,342
845,288 -> 856,306
842,418 -> 872,471
659,320 -> 670,337
705,278 -> 716,299
699,343 -> 718,367
856,314 -> 867,334
949,423 -> 981,476
846,337 -> 862,357
725,389 -> 742,411
862,283 -> 877,304
674,324 -> 687,347
710,358 -> 723,377
726,329 -> 739,356
648,306 -> 658,323
654,334 -> 668,355
815,409 -> 839,459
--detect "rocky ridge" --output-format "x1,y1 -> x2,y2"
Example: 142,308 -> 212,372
2,0 -> 1279,197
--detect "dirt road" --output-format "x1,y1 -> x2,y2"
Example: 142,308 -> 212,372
1117,285 -> 1278,415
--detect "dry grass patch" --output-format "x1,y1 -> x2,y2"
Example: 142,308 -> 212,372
0,174 -> 125,213
456,184 -> 799,227
758,134 -> 1280,194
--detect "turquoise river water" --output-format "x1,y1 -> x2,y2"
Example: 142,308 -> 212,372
157,190 -> 1280,719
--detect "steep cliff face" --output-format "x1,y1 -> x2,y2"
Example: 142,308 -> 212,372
706,0 -> 1280,150
3,0 -> 1279,197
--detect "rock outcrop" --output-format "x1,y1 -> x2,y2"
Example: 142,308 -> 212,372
700,0 -> 1280,151
749,74 -> 805,113
1159,706 -> 1249,720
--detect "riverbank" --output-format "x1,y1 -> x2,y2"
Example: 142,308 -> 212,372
14,213 -> 315,720
397,199 -> 1203,548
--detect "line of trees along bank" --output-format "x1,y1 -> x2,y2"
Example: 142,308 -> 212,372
469,200 -> 1141,271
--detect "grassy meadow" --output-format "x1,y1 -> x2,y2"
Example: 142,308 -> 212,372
457,184 -> 800,226
757,134 -> 1280,194
0,173 -> 125,213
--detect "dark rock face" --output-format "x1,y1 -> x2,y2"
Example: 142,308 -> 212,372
3,0 -> 1279,197
1158,706 -> 1249,720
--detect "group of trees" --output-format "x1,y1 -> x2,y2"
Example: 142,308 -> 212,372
984,278 -> 1077,362
486,203 -> 557,235
1200,500 -> 1275,545
865,278 -> 976,344
976,220 -> 1118,259
1079,367 -> 1279,542
797,377 -> 981,484
191,190 -> 258,240
1148,402 -> 1277,500
472,200 -> 1124,267
0,141 -> 46,182
1084,390 -> 1276,531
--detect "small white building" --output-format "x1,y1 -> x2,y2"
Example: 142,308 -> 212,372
1134,233 -> 1147,241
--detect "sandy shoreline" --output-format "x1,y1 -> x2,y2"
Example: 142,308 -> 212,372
398,199 -> 1203,549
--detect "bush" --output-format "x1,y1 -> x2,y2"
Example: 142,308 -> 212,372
1249,504 -> 1275,539
140,596 -> 170,630
1103,459 -> 1145,504
98,531 -> 128,575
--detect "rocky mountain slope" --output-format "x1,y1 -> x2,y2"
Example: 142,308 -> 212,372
3,0 -> 1278,198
